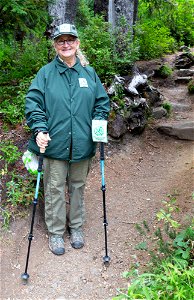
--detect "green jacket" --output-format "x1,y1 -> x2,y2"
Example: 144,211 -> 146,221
25,56 -> 110,162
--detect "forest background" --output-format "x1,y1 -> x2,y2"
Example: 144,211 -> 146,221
0,0 -> 194,126
0,1 -> 194,298
0,0 -> 194,228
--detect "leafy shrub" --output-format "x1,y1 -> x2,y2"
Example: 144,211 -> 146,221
6,174 -> 37,207
0,76 -> 34,124
0,207 -> 11,229
78,15 -> 116,81
0,140 -> 22,164
138,0 -> 194,47
188,79 -> 194,94
113,260 -> 194,299
162,101 -> 172,115
0,33 -> 52,125
0,0 -> 49,41
168,0 -> 194,46
0,37 -> 50,83
135,20 -> 176,59
76,0 -> 94,27
113,193 -> 194,299
158,64 -> 173,78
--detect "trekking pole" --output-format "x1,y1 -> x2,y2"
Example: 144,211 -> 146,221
21,148 -> 44,284
100,142 -> 111,266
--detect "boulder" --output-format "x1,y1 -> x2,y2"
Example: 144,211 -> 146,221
171,103 -> 192,112
108,114 -> 127,138
176,69 -> 194,77
157,121 -> 194,140
174,53 -> 194,69
175,76 -> 193,84
152,107 -> 167,119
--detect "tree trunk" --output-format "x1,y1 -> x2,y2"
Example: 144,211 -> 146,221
114,0 -> 135,31
94,0 -> 136,33
48,0 -> 78,35
94,0 -> 109,21
133,0 -> 139,25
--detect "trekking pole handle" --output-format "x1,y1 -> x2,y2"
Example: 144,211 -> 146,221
38,153 -> 44,173
38,131 -> 49,172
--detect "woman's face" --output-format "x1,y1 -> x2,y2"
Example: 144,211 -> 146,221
54,34 -> 80,61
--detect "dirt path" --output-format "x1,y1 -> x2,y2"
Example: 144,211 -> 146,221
1,126 -> 193,300
1,51 -> 194,299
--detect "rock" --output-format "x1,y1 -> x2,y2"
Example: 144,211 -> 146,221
174,52 -> 194,69
108,114 -> 127,138
171,103 -> 192,112
127,110 -> 147,134
179,46 -> 190,52
141,85 -> 164,107
152,107 -> 167,119
135,59 -> 162,76
175,76 -> 193,83
157,121 -> 194,140
176,69 -> 194,77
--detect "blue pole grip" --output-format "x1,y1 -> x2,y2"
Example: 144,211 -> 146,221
100,160 -> 105,186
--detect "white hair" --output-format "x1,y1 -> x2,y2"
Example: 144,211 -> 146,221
76,48 -> 89,66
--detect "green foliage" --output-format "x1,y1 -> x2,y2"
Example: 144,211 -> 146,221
0,207 -> 12,229
166,0 -> 194,46
113,193 -> 194,299
135,20 -> 176,59
0,141 -> 22,164
188,79 -> 194,94
0,37 -> 50,83
173,227 -> 194,263
6,173 -> 36,207
0,76 -> 34,124
138,0 -> 194,47
0,35 -> 51,125
135,193 -> 193,266
156,196 -> 180,229
0,1 -> 52,125
113,260 -> 194,300
158,64 -> 173,78
77,4 -> 139,80
76,0 -> 94,27
162,101 -> 172,115
78,15 -> 116,81
0,0 -> 50,41
0,172 -> 44,228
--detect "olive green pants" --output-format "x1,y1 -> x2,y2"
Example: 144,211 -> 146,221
43,158 -> 91,236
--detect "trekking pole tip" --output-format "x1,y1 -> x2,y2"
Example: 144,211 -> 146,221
21,272 -> 29,284
103,255 -> 111,266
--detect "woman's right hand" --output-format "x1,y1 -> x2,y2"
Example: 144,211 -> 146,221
36,132 -> 51,152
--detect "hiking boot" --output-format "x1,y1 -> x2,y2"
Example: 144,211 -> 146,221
70,230 -> 84,249
49,234 -> 65,255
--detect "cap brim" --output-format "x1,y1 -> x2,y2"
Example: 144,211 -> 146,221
53,32 -> 78,39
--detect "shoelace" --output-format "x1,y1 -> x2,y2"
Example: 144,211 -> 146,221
50,236 -> 64,247
71,231 -> 83,242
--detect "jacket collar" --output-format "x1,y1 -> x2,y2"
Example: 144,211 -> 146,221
55,56 -> 82,74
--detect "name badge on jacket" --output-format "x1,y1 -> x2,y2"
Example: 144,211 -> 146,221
79,78 -> 88,88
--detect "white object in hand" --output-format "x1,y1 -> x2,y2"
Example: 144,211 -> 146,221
92,120 -> 108,143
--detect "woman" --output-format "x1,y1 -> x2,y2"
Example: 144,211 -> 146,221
25,23 -> 110,255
